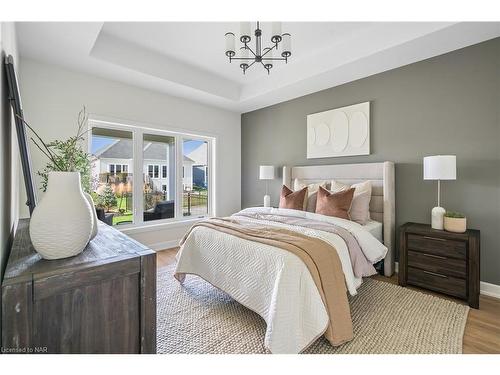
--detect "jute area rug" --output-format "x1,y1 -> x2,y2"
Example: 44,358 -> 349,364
157,264 -> 469,354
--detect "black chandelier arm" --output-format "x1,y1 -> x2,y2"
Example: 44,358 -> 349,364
244,44 -> 257,57
260,43 -> 278,58
261,57 -> 288,61
260,61 -> 271,74
230,57 -> 258,61
246,60 -> 257,69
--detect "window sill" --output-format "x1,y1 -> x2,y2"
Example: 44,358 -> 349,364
117,216 -> 207,235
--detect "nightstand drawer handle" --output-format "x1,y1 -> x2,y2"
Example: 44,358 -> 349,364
421,253 -> 447,260
422,236 -> 446,242
423,270 -> 448,278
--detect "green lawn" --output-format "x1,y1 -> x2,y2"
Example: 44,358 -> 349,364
113,214 -> 133,226
100,190 -> 208,225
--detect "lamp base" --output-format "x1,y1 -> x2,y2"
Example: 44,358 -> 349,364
431,206 -> 446,230
263,195 -> 271,208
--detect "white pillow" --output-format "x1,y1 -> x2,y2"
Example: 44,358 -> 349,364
294,179 -> 327,212
330,180 -> 372,224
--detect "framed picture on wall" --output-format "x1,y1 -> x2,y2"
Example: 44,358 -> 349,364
5,54 -> 37,215
307,101 -> 370,159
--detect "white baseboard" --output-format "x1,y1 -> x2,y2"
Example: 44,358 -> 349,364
394,261 -> 500,299
480,281 -> 500,299
148,239 -> 180,252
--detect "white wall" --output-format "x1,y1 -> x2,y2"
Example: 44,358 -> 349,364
0,21 -> 20,340
19,58 -> 241,249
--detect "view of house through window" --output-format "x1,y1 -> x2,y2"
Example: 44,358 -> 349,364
90,127 -> 134,226
183,139 -> 209,217
143,134 -> 176,222
90,121 -> 213,227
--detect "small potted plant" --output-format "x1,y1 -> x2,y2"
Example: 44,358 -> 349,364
444,211 -> 467,233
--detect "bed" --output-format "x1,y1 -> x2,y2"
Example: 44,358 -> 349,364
174,161 -> 395,353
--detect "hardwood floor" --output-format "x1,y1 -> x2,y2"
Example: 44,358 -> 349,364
157,248 -> 500,354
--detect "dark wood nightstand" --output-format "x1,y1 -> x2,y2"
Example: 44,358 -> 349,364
399,222 -> 480,308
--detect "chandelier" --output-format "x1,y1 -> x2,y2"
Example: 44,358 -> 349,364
225,22 -> 292,75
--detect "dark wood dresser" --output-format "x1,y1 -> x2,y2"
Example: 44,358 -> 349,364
398,222 -> 480,308
1,219 -> 156,353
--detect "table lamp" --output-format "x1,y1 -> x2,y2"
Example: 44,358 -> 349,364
423,155 -> 456,229
259,165 -> 275,207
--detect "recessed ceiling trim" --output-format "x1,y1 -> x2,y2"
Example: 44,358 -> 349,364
90,30 -> 241,101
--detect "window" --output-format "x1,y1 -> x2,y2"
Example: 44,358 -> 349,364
91,127 -> 134,226
89,119 -> 214,227
108,163 -> 128,175
183,139 -> 209,217
147,164 -> 160,178
144,135 -> 174,222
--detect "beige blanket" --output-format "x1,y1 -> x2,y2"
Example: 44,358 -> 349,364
175,217 -> 354,346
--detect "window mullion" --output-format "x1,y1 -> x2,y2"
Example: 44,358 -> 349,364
134,128 -> 144,225
175,135 -> 183,220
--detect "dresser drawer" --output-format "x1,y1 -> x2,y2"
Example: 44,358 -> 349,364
407,234 -> 466,259
407,266 -> 467,299
407,250 -> 466,279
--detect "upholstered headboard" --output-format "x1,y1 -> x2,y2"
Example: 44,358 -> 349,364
283,162 -> 395,277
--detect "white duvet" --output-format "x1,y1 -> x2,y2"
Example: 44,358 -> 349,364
174,207 -> 387,354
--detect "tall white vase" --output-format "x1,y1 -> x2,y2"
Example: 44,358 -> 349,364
29,172 -> 93,260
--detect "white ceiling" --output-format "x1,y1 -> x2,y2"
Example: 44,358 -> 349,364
17,22 -> 500,113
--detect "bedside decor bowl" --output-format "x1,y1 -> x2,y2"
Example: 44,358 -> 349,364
29,172 -> 94,259
444,212 -> 467,233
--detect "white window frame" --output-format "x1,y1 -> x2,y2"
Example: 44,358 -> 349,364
161,164 -> 168,179
88,117 -> 216,230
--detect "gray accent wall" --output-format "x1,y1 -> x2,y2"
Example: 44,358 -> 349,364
242,38 -> 500,285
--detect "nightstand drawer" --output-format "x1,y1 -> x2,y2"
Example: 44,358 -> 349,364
407,250 -> 466,279
407,267 -> 467,299
407,234 -> 466,259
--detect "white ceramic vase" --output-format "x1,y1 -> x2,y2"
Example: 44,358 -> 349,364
431,206 -> 445,230
29,172 -> 94,260
84,192 -> 99,240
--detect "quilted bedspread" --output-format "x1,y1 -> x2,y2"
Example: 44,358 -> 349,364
174,207 -> 387,353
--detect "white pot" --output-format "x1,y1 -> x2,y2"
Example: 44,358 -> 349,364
29,172 -> 93,260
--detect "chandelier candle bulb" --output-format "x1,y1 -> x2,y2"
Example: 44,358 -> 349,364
239,47 -> 249,73
225,32 -> 235,57
281,33 -> 291,58
271,22 -> 282,43
240,22 -> 251,43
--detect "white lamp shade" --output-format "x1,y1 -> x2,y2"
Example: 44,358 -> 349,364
423,155 -> 456,180
271,22 -> 282,40
259,165 -> 275,180
281,33 -> 291,56
240,22 -> 251,39
225,32 -> 235,55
